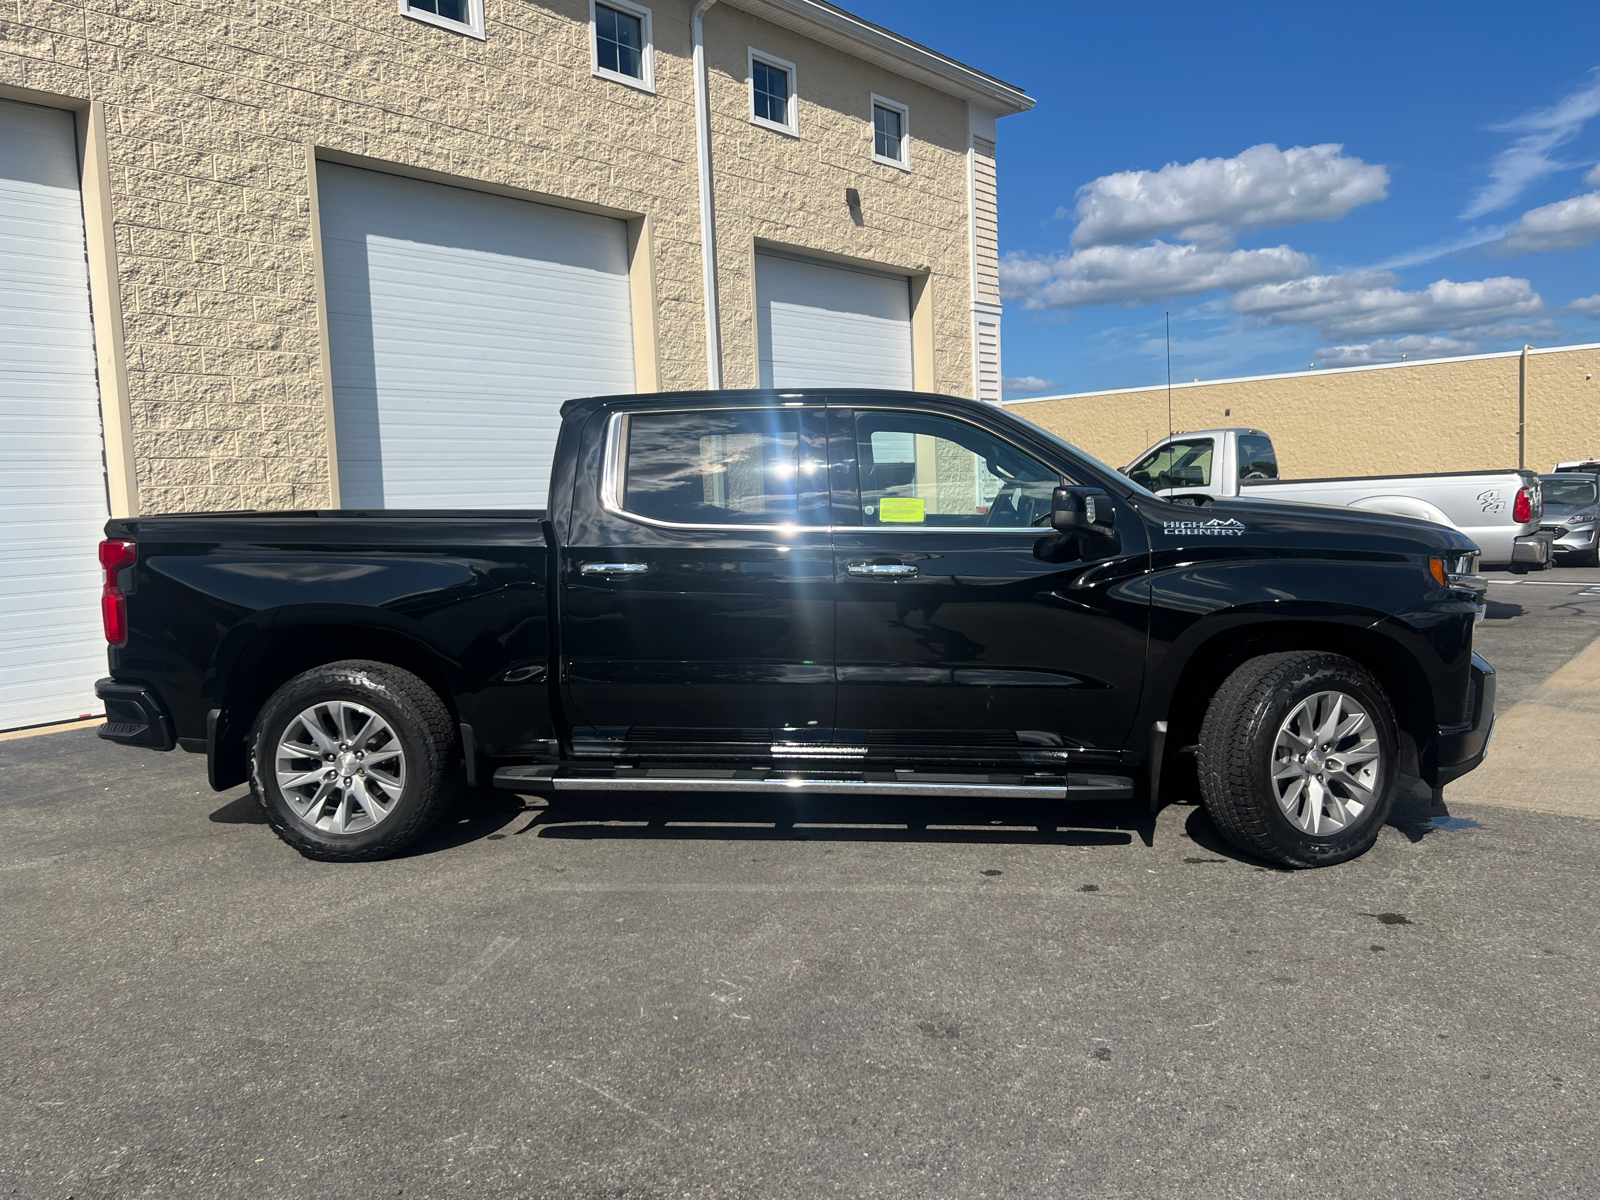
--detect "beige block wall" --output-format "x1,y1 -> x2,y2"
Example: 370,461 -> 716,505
1007,345 -> 1600,478
703,6 -> 972,393
2,0 -> 980,515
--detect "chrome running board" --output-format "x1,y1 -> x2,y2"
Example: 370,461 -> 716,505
493,765 -> 1133,802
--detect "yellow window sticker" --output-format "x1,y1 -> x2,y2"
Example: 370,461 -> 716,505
879,497 -> 926,523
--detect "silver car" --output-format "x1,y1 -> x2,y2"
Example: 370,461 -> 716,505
1538,473 -> 1600,566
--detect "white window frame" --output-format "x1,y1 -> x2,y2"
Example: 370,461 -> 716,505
398,0 -> 485,40
871,94 -> 911,170
748,48 -> 799,137
590,0 -> 655,93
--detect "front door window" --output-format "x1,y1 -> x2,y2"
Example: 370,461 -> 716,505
853,410 -> 1058,529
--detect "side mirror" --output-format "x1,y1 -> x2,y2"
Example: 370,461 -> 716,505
1051,486 -> 1116,535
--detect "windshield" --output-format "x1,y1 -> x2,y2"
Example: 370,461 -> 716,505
1126,439 -> 1214,491
1004,418 -> 1162,499
1543,478 -> 1598,506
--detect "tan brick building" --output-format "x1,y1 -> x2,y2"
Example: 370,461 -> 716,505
1006,343 -> 1600,480
0,0 -> 1029,728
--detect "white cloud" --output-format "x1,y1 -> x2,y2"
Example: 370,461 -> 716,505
1463,71 -> 1600,218
1315,336 -> 1481,367
1001,241 -> 1311,310
1568,294 -> 1600,317
1001,375 -> 1056,396
1068,143 -> 1389,248
1492,190 -> 1600,255
1230,272 -> 1547,340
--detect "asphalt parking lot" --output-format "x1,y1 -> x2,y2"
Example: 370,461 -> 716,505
3,573 -> 1598,1199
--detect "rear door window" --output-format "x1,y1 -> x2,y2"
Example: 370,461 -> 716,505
619,409 -> 825,526
1237,435 -> 1279,481
1126,439 -> 1213,490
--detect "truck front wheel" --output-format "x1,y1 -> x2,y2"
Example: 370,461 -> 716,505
1197,652 -> 1398,868
250,660 -> 459,862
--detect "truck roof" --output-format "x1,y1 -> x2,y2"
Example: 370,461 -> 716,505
559,387 -> 970,420
1150,427 -> 1268,439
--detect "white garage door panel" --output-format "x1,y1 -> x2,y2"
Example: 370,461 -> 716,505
319,164 -> 635,509
756,252 -> 914,390
0,99 -> 109,731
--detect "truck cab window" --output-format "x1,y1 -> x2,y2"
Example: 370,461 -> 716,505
854,410 -> 1057,527
1237,435 -> 1279,481
1127,439 -> 1212,490
621,409 -> 820,526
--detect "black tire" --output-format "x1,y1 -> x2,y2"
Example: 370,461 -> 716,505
250,660 -> 458,862
1508,562 -> 1529,575
1196,652 -> 1399,868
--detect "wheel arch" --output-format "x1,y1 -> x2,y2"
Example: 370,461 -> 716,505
1160,619 -> 1436,775
208,610 -> 461,790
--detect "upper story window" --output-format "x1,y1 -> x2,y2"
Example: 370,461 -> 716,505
592,0 -> 654,91
399,0 -> 485,40
871,95 -> 910,169
748,50 -> 798,135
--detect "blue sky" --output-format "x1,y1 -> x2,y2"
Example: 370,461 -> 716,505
847,0 -> 1600,396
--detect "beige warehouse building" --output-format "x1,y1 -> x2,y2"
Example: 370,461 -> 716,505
0,0 -> 1029,729
1006,343 -> 1600,479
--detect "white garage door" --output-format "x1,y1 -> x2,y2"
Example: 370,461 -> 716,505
0,99 -> 109,731
755,251 -> 913,390
318,164 -> 636,509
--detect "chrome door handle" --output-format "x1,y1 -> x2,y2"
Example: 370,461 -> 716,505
581,562 -> 650,576
846,562 -> 918,577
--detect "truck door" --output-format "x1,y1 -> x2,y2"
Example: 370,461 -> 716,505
558,404 -> 835,750
1124,435 -> 1219,503
828,405 -> 1151,753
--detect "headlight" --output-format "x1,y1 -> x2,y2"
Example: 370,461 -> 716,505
1570,514 -> 1595,525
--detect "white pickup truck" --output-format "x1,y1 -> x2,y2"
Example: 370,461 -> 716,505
1124,427 -> 1554,570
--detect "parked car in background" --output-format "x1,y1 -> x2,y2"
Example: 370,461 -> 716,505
1125,427 -> 1552,572
1538,473 -> 1600,566
94,390 -> 1492,870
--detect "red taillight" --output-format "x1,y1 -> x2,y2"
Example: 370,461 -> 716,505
1513,487 -> 1533,524
99,539 -> 136,646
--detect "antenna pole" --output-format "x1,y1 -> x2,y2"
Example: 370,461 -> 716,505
1165,312 -> 1173,439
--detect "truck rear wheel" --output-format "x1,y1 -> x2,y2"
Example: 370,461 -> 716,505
1196,652 -> 1398,868
250,660 -> 458,862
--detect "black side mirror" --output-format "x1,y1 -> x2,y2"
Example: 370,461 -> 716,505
1051,486 -> 1116,535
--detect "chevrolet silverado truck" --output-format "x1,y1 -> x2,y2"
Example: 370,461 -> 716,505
1125,427 -> 1553,571
95,389 -> 1494,868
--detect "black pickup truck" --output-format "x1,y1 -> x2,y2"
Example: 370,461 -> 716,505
95,388 -> 1494,868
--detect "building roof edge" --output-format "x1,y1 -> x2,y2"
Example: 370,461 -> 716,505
1002,341 -> 1600,406
725,0 -> 1033,114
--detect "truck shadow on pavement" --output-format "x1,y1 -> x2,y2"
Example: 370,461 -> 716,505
208,778 -> 1458,862
493,788 -> 1149,849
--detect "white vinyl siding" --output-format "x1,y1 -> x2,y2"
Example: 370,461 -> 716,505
755,252 -> 913,390
972,136 -> 999,304
0,99 -> 109,731
317,163 -> 635,509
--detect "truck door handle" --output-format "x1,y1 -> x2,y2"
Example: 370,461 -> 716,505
580,562 -> 649,576
846,562 -> 918,577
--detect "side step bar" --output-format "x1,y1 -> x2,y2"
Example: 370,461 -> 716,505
493,765 -> 1134,802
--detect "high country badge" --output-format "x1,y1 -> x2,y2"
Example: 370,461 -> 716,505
1163,518 -> 1246,537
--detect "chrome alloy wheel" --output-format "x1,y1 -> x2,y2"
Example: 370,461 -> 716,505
275,701 -> 406,834
1269,690 -> 1382,836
